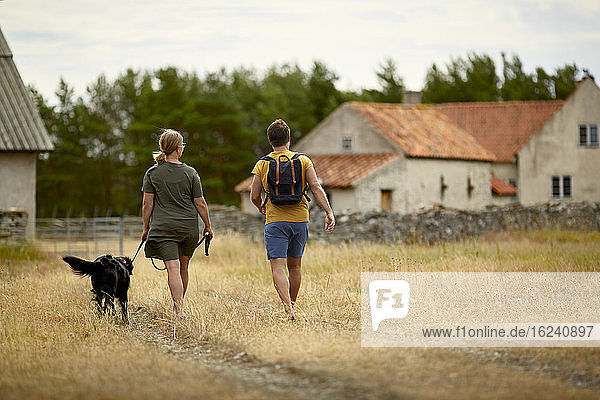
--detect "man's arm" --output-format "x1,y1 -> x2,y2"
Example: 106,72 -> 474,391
250,175 -> 266,215
305,166 -> 335,232
193,196 -> 214,240
141,192 -> 154,240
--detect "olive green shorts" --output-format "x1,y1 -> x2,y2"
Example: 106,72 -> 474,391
144,236 -> 199,261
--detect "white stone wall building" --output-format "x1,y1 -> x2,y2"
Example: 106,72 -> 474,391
437,78 -> 600,205
0,27 -> 54,238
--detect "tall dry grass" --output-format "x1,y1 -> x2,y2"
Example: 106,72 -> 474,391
1,230 -> 600,399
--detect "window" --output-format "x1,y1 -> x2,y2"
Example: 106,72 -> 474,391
467,177 -> 475,198
342,136 -> 352,150
381,190 -> 392,212
578,124 -> 599,147
440,176 -> 448,200
551,175 -> 572,199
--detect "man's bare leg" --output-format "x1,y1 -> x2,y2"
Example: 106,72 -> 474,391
270,258 -> 295,320
287,256 -> 302,305
179,256 -> 190,298
164,259 -> 184,315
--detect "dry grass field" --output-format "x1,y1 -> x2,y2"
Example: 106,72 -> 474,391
2,230 -> 600,399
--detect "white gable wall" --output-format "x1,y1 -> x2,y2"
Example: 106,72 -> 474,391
0,153 -> 36,238
294,104 -> 400,154
518,79 -> 600,204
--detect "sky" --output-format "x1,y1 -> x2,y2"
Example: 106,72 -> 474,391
2,0 -> 599,101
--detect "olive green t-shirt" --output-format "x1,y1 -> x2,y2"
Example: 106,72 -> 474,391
142,162 -> 203,240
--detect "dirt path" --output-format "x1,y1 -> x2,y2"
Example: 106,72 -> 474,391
455,348 -> 600,390
130,307 -> 600,399
129,307 -> 388,400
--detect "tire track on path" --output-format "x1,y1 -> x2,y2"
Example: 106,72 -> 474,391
129,307 -> 393,400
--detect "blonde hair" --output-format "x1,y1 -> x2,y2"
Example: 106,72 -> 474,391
153,129 -> 184,165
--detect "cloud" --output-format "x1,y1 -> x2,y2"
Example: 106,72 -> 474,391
1,0 -> 598,99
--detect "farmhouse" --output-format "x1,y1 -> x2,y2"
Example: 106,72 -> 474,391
236,103 -> 496,214
236,78 -> 600,214
436,78 -> 600,205
0,28 -> 54,238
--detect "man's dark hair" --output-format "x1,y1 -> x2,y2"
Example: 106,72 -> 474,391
267,119 -> 291,147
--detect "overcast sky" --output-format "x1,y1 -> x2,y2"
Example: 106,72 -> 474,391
2,0 -> 599,101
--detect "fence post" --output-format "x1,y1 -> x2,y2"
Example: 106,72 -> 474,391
66,218 -> 71,254
85,217 -> 89,258
119,217 -> 124,255
93,218 -> 97,255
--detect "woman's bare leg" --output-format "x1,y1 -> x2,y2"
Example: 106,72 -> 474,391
179,256 -> 190,297
269,258 -> 295,320
164,259 -> 184,315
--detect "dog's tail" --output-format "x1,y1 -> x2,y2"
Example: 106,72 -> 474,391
63,256 -> 97,277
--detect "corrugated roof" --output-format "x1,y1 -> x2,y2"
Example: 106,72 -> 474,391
349,102 -> 496,162
235,153 -> 400,192
435,101 -> 563,162
0,28 -> 12,57
491,175 -> 518,196
0,27 -> 54,152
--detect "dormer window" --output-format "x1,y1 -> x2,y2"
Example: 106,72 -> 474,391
342,136 -> 352,151
579,124 -> 598,147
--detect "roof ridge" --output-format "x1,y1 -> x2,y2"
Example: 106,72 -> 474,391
435,99 -> 564,107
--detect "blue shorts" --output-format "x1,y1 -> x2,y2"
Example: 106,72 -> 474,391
264,221 -> 309,259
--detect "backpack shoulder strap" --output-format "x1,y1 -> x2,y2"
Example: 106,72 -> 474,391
260,155 -> 275,162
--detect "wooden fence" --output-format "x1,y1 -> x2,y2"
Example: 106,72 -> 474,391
35,217 -> 143,258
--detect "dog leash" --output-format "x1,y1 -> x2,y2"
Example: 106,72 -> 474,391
133,232 -> 212,271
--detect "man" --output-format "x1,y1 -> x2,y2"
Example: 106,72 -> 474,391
250,119 -> 335,320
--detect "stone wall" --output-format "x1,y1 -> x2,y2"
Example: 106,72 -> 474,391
211,202 -> 600,244
0,209 -> 28,243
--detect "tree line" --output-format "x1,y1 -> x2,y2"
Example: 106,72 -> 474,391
31,54 -> 589,217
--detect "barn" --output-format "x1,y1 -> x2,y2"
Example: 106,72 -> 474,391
0,27 -> 54,239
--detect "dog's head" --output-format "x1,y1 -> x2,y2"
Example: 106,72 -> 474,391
115,256 -> 134,274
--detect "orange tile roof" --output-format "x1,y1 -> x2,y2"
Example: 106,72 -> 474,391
234,153 -> 400,192
435,101 -> 564,162
349,102 -> 496,161
311,153 -> 400,187
491,175 -> 517,196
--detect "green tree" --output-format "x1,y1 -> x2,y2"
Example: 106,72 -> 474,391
423,53 -> 499,103
308,61 -> 343,121
501,54 -> 552,100
361,59 -> 405,103
552,64 -> 581,99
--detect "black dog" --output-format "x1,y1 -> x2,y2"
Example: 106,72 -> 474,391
63,255 -> 133,323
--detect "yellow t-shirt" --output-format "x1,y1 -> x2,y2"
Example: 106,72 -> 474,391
251,150 -> 313,225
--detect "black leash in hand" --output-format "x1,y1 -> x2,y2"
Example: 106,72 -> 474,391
132,232 -> 211,271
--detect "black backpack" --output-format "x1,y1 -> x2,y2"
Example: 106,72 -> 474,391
260,152 -> 310,205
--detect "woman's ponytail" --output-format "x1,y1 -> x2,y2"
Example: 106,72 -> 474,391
153,129 -> 183,165
153,150 -> 166,165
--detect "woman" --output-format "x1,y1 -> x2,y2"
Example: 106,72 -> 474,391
141,129 -> 213,315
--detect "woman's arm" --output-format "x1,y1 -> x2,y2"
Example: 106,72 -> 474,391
141,192 -> 154,240
193,196 -> 214,240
